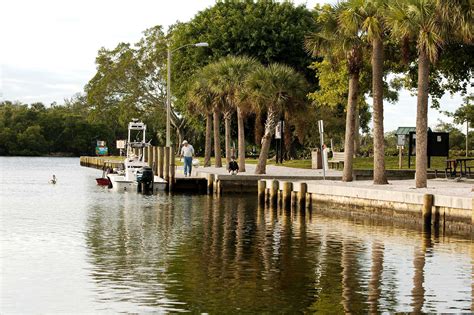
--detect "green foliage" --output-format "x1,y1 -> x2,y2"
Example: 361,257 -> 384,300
0,101 -> 114,156
169,0 -> 316,115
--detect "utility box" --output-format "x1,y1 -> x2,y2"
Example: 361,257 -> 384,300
312,148 -> 322,169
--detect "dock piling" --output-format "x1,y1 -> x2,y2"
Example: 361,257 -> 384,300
270,180 -> 279,207
164,146 -> 170,185
282,181 -> 292,209
258,180 -> 266,205
169,146 -> 175,191
298,183 -> 307,210
158,147 -> 164,178
207,174 -> 215,194
422,194 -> 434,229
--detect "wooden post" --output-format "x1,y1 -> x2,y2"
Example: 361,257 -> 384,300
169,146 -> 175,191
207,173 -> 215,194
422,194 -> 433,229
144,146 -> 149,163
471,197 -> 474,227
216,180 -> 222,195
298,182 -> 307,210
158,147 -> 164,178
270,180 -> 279,207
282,181 -> 292,209
153,146 -> 158,175
147,146 -> 153,168
164,146 -> 170,184
398,146 -> 403,169
258,180 -> 267,205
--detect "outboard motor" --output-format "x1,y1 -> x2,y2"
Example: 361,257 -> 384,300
137,166 -> 154,193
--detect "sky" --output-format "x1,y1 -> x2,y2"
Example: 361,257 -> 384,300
0,0 -> 468,133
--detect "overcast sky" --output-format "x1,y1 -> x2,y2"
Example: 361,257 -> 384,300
0,0 -> 467,133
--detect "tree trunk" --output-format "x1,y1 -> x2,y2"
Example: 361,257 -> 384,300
342,71 -> 359,182
254,111 -> 264,144
204,112 -> 212,167
354,105 -> 360,157
416,51 -> 430,188
224,110 -> 232,165
213,109 -> 222,167
372,37 -> 388,184
255,107 -> 279,174
237,107 -> 246,172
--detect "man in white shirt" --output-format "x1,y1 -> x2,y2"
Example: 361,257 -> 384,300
180,140 -> 195,177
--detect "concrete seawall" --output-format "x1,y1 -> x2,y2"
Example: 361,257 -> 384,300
262,179 -> 473,235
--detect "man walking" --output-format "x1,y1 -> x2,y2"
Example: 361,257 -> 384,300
180,140 -> 195,177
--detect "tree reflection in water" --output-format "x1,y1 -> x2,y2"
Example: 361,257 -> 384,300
85,194 -> 473,313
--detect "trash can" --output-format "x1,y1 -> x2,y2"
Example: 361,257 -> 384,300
312,148 -> 322,169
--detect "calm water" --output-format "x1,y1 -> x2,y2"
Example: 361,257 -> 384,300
0,157 -> 472,313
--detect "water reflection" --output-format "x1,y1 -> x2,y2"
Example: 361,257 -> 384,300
84,194 -> 473,313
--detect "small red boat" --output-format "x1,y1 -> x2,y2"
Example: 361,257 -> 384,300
96,177 -> 111,186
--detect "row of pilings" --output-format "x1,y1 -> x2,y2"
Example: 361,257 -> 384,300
79,146 -> 176,190
257,180 -> 309,211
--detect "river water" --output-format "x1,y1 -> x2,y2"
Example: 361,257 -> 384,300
0,157 -> 472,313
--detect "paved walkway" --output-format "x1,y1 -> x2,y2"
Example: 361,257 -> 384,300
177,163 -> 342,178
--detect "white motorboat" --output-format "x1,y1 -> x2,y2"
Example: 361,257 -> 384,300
107,120 -> 167,192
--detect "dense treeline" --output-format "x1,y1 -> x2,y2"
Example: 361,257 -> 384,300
0,101 -> 114,156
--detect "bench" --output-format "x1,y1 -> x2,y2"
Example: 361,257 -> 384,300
328,152 -> 345,169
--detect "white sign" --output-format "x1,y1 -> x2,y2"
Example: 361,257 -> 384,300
116,140 -> 126,149
275,121 -> 284,139
397,134 -> 405,146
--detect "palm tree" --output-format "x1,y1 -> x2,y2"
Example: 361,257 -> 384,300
386,0 -> 473,188
245,63 -> 308,174
344,0 -> 389,184
209,56 -> 258,172
200,63 -> 223,167
305,3 -> 365,182
187,75 -> 215,167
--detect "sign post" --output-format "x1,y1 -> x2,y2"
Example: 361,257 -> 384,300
318,120 -> 325,180
275,120 -> 284,164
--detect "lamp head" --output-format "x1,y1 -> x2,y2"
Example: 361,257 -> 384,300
194,42 -> 209,47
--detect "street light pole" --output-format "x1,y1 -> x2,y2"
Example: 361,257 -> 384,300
166,42 -> 209,147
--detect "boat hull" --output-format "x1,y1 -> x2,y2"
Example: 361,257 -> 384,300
107,174 -> 167,192
96,177 -> 111,186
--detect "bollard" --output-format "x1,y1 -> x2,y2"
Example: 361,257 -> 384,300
282,181 -> 292,209
158,147 -> 164,179
298,183 -> 307,210
422,194 -> 434,229
258,180 -> 267,205
169,146 -> 175,191
207,174 -> 215,194
270,180 -> 279,207
164,146 -> 170,184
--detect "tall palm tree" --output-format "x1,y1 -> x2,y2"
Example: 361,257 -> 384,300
200,63 -> 223,167
344,0 -> 389,184
187,76 -> 215,167
386,0 -> 473,188
306,3 -> 365,182
210,56 -> 258,172
245,63 -> 308,174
